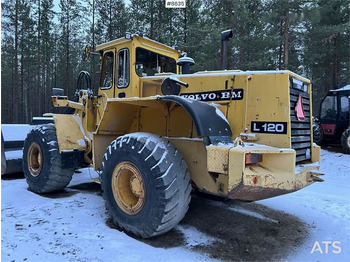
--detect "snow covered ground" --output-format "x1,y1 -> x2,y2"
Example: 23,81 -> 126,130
1,148 -> 349,261
260,148 -> 350,261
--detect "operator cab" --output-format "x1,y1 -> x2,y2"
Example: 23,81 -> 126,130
319,85 -> 350,143
96,33 -> 181,99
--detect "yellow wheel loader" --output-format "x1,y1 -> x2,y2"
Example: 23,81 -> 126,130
23,32 -> 324,238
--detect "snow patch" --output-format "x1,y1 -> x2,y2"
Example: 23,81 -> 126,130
77,139 -> 86,147
145,144 -> 159,161
295,161 -> 321,173
151,151 -> 168,170
177,225 -> 220,247
214,107 -> 229,124
210,201 -> 279,223
167,137 -> 203,142
157,163 -> 173,179
128,133 -> 167,150
48,141 -> 57,146
228,206 -> 279,223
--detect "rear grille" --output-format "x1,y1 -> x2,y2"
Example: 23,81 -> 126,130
290,82 -> 312,162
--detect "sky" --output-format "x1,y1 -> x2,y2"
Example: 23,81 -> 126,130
53,0 -> 131,12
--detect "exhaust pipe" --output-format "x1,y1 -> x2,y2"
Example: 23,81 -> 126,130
220,29 -> 233,70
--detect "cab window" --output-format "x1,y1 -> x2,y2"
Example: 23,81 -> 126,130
321,95 -> 337,119
340,96 -> 349,113
340,96 -> 349,120
117,49 -> 129,88
135,47 -> 176,77
100,52 -> 114,89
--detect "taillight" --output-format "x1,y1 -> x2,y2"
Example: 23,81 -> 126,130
245,153 -> 263,165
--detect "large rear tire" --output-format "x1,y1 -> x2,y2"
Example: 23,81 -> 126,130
23,124 -> 74,193
101,132 -> 191,238
341,128 -> 350,154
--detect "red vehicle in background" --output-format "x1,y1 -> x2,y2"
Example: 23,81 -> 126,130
313,85 -> 350,154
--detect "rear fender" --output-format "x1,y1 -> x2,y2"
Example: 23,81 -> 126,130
93,95 -> 233,170
159,95 -> 232,140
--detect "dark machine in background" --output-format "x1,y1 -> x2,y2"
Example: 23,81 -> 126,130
313,85 -> 350,154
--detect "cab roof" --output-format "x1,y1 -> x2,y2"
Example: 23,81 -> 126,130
96,33 -> 180,56
330,85 -> 350,92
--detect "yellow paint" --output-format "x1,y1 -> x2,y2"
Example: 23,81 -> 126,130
50,34 -> 323,201
53,114 -> 86,152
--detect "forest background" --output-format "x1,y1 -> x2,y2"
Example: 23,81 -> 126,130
1,0 -> 349,124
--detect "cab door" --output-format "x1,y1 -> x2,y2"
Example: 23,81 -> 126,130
96,49 -> 115,126
115,48 -> 130,98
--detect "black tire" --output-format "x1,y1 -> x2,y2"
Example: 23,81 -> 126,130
101,132 -> 191,238
23,124 -> 74,193
313,121 -> 324,146
341,128 -> 350,154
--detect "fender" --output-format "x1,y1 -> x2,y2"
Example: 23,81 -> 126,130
95,95 -> 232,142
51,114 -> 87,168
159,95 -> 232,144
93,95 -> 233,170
52,114 -> 87,152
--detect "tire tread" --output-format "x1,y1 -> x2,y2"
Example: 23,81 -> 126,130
23,124 -> 74,193
101,132 -> 192,238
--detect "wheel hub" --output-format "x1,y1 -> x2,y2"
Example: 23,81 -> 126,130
27,142 -> 43,177
112,162 -> 145,215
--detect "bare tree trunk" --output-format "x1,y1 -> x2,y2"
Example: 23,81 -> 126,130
283,7 -> 289,70
150,0 -> 154,39
13,0 -> 19,123
332,35 -> 339,88
279,20 -> 283,70
183,7 -> 187,44
108,0 -> 112,40
92,0 -> 97,92
65,22 -> 70,97
157,1 -> 162,41
20,37 -> 26,122
37,0 -> 42,117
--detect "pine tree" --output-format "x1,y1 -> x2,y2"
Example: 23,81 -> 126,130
94,0 -> 128,43
18,1 -> 36,122
303,0 -> 349,112
264,0 -> 306,72
58,0 -> 86,98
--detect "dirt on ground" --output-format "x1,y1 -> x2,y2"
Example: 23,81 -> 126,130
139,193 -> 309,261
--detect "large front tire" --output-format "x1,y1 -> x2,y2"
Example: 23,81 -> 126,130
101,133 -> 191,238
341,128 -> 350,154
23,124 -> 74,193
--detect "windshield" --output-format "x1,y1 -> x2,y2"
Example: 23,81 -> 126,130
135,47 -> 176,76
320,95 -> 337,120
